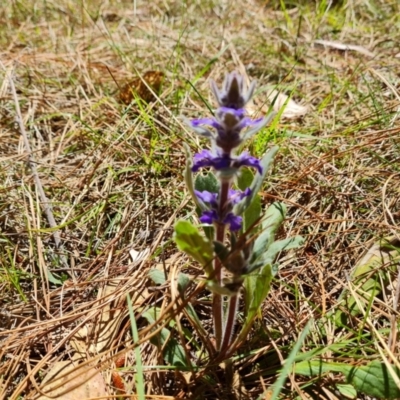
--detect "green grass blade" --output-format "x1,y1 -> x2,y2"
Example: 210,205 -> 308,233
127,294 -> 146,400
268,319 -> 312,400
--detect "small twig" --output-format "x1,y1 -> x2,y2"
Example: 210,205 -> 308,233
8,70 -> 69,270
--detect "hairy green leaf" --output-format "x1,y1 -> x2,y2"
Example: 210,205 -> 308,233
237,168 -> 262,232
148,268 -> 167,285
236,263 -> 273,343
295,359 -> 400,399
194,171 -> 219,193
249,235 -> 304,274
234,146 -> 279,216
251,202 -> 287,263
142,308 -> 190,369
174,220 -> 214,275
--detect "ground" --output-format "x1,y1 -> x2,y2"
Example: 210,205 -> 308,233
1,0 -> 400,399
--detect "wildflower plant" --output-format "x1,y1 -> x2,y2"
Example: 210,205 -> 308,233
174,72 -> 304,356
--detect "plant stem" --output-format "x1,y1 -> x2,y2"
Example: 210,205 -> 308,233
213,179 -> 230,349
220,294 -> 239,354
212,249 -> 224,350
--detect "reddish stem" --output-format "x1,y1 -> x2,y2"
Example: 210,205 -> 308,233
213,179 -> 230,349
220,294 -> 239,354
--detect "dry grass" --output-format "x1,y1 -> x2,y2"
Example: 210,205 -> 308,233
1,0 -> 400,399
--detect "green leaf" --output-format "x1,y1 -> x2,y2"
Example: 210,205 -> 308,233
183,143 -> 204,211
251,202 -> 287,263
194,171 -> 219,193
148,268 -> 166,285
174,220 -> 214,275
295,359 -> 400,399
334,236 -> 400,326
47,270 -> 64,285
249,235 -> 304,274
346,361 -> 400,399
244,263 -> 273,316
237,263 -> 273,343
237,168 -> 262,233
142,308 -> 191,369
295,360 -> 346,376
234,146 -> 279,216
268,320 -> 312,400
177,272 -> 191,296
336,384 -> 357,399
163,337 -> 190,368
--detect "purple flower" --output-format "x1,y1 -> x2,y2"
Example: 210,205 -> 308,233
183,72 -> 274,155
195,190 -> 218,207
236,152 -> 263,174
223,213 -> 243,231
195,188 -> 251,231
188,107 -> 267,153
192,150 -> 262,175
195,188 -> 251,206
192,150 -> 231,172
200,210 -> 243,231
228,188 -> 251,204
199,210 -> 218,225
183,73 -> 271,233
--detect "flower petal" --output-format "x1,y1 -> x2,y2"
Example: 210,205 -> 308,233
235,152 -> 263,174
223,213 -> 243,231
192,150 -> 215,172
228,188 -> 252,204
192,150 -> 232,172
199,210 -> 218,225
241,113 -> 275,141
195,190 -> 218,206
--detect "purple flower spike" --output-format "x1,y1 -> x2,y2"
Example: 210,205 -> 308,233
187,107 -> 268,154
179,72 -> 282,351
210,72 -> 256,110
192,150 -> 262,175
183,72 -> 273,154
